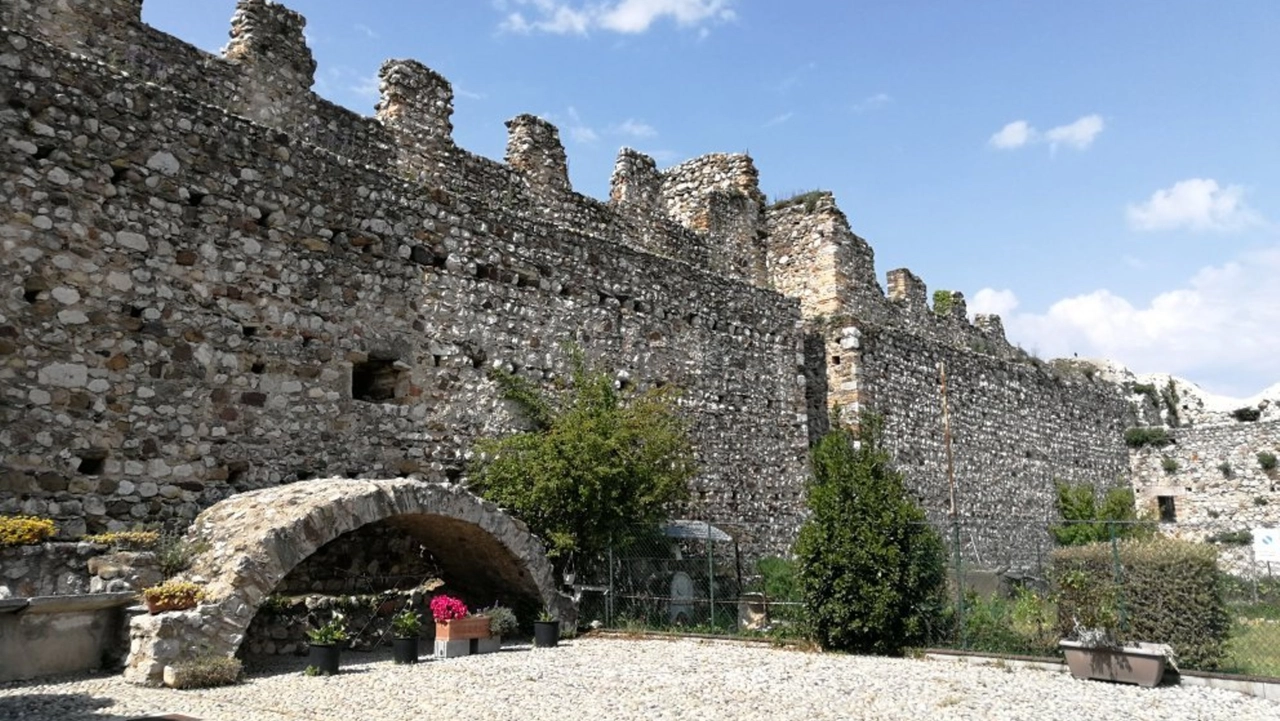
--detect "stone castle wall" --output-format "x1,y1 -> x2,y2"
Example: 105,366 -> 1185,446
765,192 -> 1133,569
0,4 -> 810,556
1131,420 -> 1280,529
1,0 -> 1150,571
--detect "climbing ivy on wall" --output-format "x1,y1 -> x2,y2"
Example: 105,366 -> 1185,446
932,290 -> 955,316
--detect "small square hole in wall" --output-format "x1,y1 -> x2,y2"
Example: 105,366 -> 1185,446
1157,495 -> 1177,523
352,359 -> 406,403
77,450 -> 107,476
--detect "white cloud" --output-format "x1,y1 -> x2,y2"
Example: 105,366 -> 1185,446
989,114 -> 1104,153
353,23 -> 379,39
612,119 -> 657,138
763,111 -> 795,128
1044,114 -> 1104,151
971,245 -> 1280,395
1126,178 -> 1263,233
497,0 -> 735,35
970,288 -> 1020,317
565,106 -> 598,143
853,92 -> 893,113
989,120 -> 1035,149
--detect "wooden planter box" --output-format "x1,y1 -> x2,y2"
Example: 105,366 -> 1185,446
1059,640 -> 1173,688
435,616 -> 490,641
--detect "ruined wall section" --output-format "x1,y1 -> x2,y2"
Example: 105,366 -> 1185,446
856,327 -> 1132,570
0,0 -> 759,288
0,30 -> 810,556
659,154 -> 770,287
1130,420 -> 1280,529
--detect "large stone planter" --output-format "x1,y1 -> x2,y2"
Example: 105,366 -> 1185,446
1059,640 -> 1173,687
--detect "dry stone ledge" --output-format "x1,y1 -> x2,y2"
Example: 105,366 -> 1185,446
123,478 -> 572,685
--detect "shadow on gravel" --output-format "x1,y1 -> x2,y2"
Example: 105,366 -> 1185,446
0,692 -> 136,720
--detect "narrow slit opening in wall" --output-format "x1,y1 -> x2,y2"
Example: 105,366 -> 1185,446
1157,495 -> 1177,523
352,359 -> 405,403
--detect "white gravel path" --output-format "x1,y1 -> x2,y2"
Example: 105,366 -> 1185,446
1,637 -> 1276,720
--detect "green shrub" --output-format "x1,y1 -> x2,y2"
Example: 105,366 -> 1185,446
756,556 -> 801,602
168,654 -> 242,689
485,605 -> 519,636
1205,530 -> 1252,546
1231,407 -> 1261,422
795,414 -> 947,655
932,290 -> 956,316
1050,538 -> 1230,669
1259,452 -> 1278,471
1051,483 -> 1154,547
0,516 -> 56,547
960,588 -> 1057,657
1161,456 -> 1179,474
1123,427 -> 1172,448
1217,462 -> 1232,479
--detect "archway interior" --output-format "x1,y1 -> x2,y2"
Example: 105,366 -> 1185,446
241,514 -> 544,656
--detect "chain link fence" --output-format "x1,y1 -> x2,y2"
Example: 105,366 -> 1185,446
572,518 -> 1280,680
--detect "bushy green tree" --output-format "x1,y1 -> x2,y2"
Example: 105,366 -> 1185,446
468,348 -> 694,569
795,414 -> 947,655
1051,482 -> 1154,546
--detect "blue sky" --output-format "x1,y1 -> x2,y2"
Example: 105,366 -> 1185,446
141,1 -> 1280,397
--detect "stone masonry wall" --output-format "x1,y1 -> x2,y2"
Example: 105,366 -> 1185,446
0,16 -> 810,557
1131,420 -> 1280,529
855,327 -> 1133,571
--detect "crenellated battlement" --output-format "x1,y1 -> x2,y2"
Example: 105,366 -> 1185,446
1,0 -> 1135,580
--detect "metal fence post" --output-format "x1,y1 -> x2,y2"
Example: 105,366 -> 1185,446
607,541 -> 614,628
952,517 -> 964,648
1109,521 -> 1126,636
707,520 -> 715,629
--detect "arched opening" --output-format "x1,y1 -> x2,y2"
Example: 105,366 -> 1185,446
124,478 -> 572,685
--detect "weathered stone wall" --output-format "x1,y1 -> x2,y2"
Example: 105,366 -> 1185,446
1131,420 -> 1280,528
0,16 -> 810,556
0,542 -> 100,597
855,327 -> 1133,570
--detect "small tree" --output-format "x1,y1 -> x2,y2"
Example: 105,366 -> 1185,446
468,347 -> 695,569
795,414 -> 947,655
1051,482 -> 1154,547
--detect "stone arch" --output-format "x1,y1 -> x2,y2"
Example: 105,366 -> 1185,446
124,478 -> 573,685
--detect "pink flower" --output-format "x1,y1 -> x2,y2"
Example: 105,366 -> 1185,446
430,594 -> 468,622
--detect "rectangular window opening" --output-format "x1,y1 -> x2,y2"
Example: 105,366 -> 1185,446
1157,495 -> 1177,523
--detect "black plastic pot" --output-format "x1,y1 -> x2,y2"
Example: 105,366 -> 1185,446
308,643 -> 341,675
392,636 -> 419,664
533,620 -> 559,648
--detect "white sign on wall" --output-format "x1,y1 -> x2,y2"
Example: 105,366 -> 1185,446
1254,528 -> 1280,563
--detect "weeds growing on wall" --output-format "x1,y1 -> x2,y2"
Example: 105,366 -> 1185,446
1123,426 -> 1172,448
0,516 -> 56,547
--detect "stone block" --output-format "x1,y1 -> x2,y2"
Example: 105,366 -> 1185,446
433,638 -> 470,659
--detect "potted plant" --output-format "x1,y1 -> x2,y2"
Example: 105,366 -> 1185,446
486,605 -> 518,642
141,579 -> 205,614
533,609 -> 559,648
306,611 -> 349,676
1055,569 -> 1175,687
390,608 -> 422,664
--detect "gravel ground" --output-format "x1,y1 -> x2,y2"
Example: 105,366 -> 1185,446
1,637 -> 1276,721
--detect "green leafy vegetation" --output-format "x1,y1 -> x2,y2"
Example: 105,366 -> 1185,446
932,290 -> 956,316
958,588 -> 1058,657
1160,379 -> 1181,427
1205,529 -> 1253,546
1123,426 -> 1172,448
1231,407 -> 1262,422
1131,383 -> 1159,408
1161,456 -> 1179,474
1259,451 -> 1278,471
0,515 -> 55,547
1051,482 -> 1154,547
795,414 -> 947,655
1050,538 -> 1230,669
769,189 -> 827,213
469,346 -> 695,568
